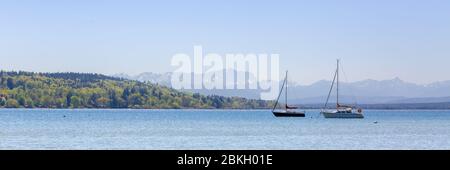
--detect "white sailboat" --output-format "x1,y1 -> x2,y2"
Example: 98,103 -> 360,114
272,71 -> 306,117
321,60 -> 364,119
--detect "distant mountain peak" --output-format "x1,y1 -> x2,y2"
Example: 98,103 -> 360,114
393,77 -> 401,80
387,77 -> 405,83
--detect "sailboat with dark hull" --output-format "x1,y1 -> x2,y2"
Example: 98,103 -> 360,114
272,71 -> 306,117
321,60 -> 364,119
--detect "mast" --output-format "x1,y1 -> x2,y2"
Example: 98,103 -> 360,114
336,59 -> 339,109
272,72 -> 287,112
285,71 -> 288,111
324,68 -> 337,109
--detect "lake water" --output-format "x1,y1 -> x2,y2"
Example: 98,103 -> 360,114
0,109 -> 449,150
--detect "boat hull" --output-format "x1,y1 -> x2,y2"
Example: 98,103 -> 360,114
321,112 -> 364,119
272,111 -> 306,117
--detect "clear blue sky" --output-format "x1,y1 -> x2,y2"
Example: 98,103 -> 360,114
1,0 -> 449,85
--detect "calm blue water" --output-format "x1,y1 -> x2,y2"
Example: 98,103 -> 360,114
0,109 -> 450,150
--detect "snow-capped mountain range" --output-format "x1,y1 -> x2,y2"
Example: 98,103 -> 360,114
112,72 -> 450,104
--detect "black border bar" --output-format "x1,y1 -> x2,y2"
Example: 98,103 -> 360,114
1,150 -> 449,169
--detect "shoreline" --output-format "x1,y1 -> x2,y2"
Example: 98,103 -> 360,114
1,108 -> 450,111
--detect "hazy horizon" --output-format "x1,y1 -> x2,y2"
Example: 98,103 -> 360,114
1,0 -> 450,85
110,71 -> 450,86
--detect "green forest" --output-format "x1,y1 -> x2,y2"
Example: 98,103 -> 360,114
0,71 -> 273,109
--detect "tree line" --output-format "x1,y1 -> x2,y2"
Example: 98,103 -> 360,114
0,71 -> 273,109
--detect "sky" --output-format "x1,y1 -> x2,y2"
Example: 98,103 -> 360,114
1,0 -> 449,85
